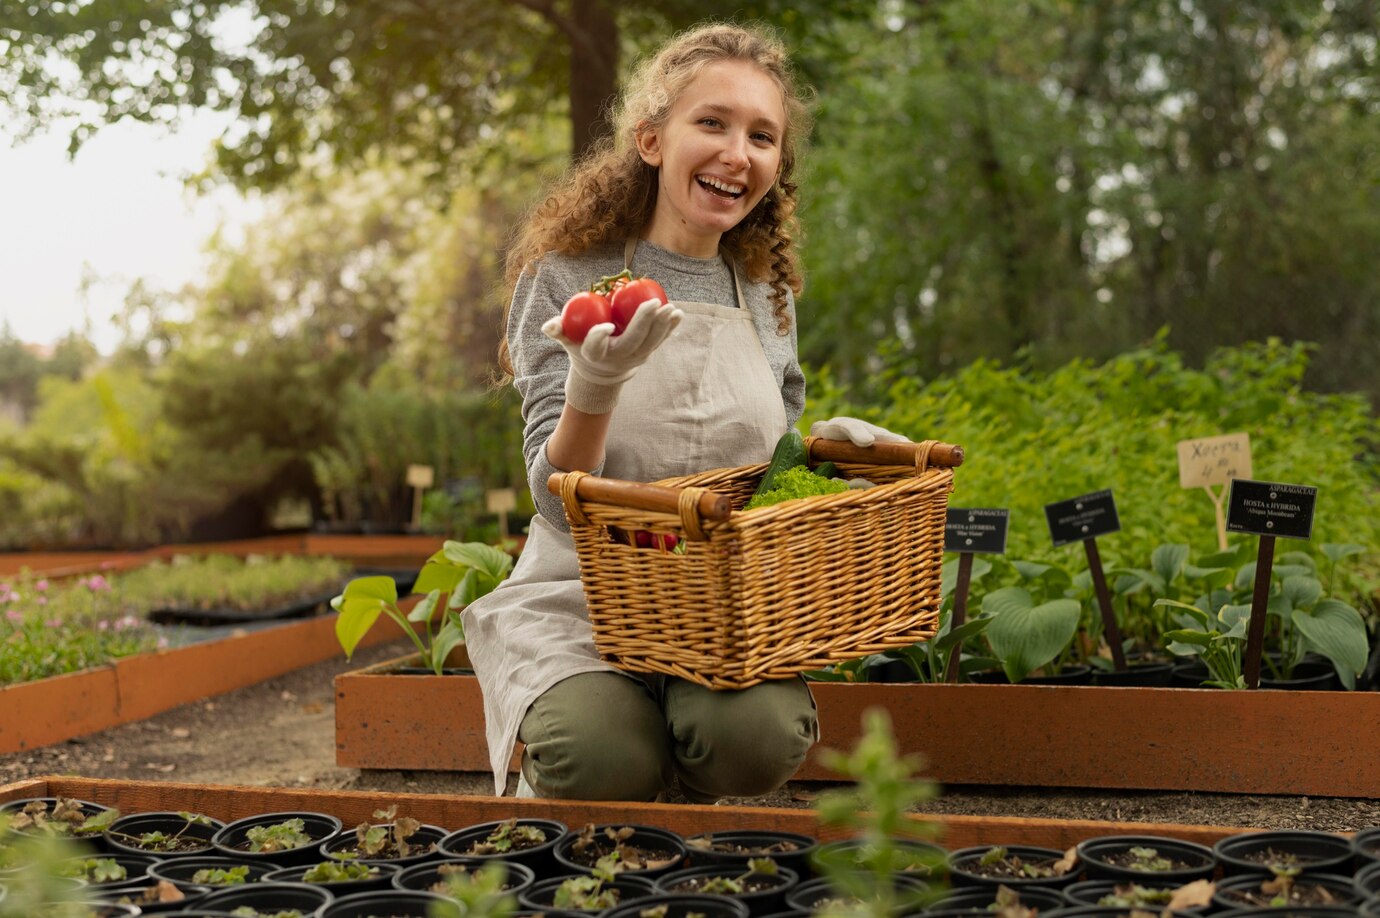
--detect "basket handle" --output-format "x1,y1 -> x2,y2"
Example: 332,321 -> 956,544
805,436 -> 964,470
547,471 -> 732,530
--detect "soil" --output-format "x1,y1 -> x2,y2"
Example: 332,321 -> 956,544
3,637 -> 1380,832
953,850 -> 1063,879
1218,879 -> 1350,908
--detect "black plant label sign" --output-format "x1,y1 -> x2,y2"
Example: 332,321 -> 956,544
1044,490 -> 1120,547
1226,479 -> 1317,540
945,508 -> 1010,554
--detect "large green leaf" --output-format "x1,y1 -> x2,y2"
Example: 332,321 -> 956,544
983,588 -> 1081,684
1218,604 -> 1253,639
335,576 -> 398,659
429,619 -> 467,676
1320,543 -> 1366,564
414,556 -> 465,595
1154,598 -> 1209,629
1293,599 -> 1369,690
1281,575 -> 1322,610
1151,543 -> 1189,585
442,541 -> 515,580
940,556 -> 991,598
1113,568 -> 1164,597
406,590 -> 441,624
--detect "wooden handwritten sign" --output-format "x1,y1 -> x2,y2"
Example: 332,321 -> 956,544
1177,433 -> 1251,489
1178,433 -> 1251,549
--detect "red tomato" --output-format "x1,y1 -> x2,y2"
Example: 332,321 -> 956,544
560,291 -> 612,343
609,277 -> 668,335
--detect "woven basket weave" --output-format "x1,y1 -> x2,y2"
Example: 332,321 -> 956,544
552,436 -> 961,689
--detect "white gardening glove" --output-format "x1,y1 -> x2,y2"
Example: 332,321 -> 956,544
809,416 -> 910,448
542,298 -> 683,414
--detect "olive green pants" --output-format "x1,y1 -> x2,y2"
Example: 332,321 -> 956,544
517,671 -> 817,802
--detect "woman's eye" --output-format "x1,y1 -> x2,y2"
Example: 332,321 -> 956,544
752,132 -> 776,145
698,117 -> 722,128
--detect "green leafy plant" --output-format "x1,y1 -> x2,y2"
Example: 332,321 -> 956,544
108,811 -> 215,853
334,539 -> 514,675
1154,541 -> 1370,689
1125,846 -> 1174,872
554,867 -> 623,910
301,860 -> 378,883
434,861 -> 511,918
57,856 -> 127,883
192,864 -> 251,885
244,818 -> 314,853
812,709 -> 943,917
340,805 -> 424,860
5,798 -> 118,838
467,818 -> 547,855
810,339 -> 1380,614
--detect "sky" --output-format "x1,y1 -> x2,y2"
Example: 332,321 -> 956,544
0,111 -> 263,353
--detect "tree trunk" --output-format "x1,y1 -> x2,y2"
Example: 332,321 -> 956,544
568,0 -> 619,160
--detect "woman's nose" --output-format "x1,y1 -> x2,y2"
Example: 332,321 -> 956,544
719,134 -> 749,170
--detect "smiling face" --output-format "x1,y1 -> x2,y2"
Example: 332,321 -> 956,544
635,59 -> 787,258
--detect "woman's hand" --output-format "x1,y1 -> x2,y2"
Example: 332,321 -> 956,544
809,417 -> 909,448
542,298 -> 683,414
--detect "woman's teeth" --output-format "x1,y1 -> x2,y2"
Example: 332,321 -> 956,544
697,176 -> 744,198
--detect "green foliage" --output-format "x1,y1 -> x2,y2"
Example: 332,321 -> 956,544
809,338 -> 1380,606
743,465 -> 850,511
981,587 -> 1082,683
796,2 -> 1380,400
312,377 -> 524,531
115,554 -> 352,612
245,819 -> 314,853
0,367 -> 276,548
0,575 -> 157,687
812,710 -> 942,917
191,864 -> 251,885
301,860 -> 377,883
333,540 -> 514,673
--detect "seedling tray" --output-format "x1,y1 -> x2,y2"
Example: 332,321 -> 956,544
0,776 -> 1249,849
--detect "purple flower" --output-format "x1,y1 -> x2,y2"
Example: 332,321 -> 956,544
84,575 -> 111,592
114,615 -> 140,632
35,579 -> 49,592
45,618 -> 60,628
4,609 -> 22,624
36,596 -> 48,606
96,620 -> 109,631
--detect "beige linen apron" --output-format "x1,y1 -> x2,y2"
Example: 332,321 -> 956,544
463,239 -> 789,794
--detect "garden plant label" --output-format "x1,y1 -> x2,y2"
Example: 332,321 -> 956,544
944,508 -> 1009,554
1043,490 -> 1120,547
1176,432 -> 1251,488
1226,479 -> 1317,541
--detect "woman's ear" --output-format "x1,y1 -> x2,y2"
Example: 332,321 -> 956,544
635,123 -> 663,167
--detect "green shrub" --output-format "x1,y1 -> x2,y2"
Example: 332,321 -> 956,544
806,336 -> 1380,609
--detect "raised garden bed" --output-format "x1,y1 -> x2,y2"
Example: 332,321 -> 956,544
0,533 -> 447,580
0,775 -> 1250,850
0,612 -> 413,755
335,656 -> 1380,798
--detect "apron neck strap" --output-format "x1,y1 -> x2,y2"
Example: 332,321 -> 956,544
624,238 -> 745,309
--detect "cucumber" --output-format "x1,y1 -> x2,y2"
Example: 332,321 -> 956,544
754,430 -> 808,497
812,461 -> 837,479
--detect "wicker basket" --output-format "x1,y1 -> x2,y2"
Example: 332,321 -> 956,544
549,436 -> 963,689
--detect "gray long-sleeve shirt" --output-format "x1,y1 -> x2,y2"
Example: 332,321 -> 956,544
507,239 -> 806,529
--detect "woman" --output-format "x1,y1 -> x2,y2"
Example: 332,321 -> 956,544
464,22 -> 904,801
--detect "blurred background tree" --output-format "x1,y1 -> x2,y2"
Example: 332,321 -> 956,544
0,0 -> 1376,547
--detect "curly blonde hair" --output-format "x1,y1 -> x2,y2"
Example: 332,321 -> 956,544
498,21 -> 812,377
